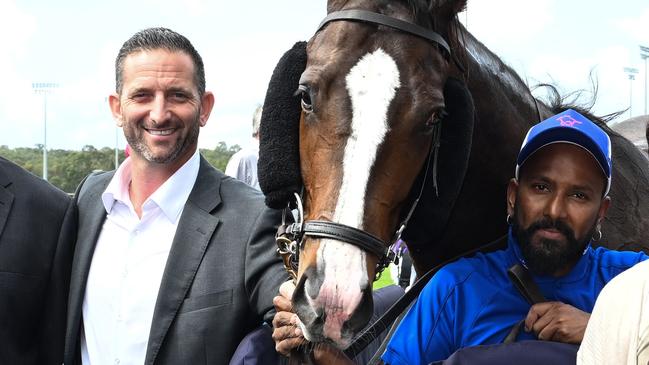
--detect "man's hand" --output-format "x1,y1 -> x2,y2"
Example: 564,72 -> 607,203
524,301 -> 590,344
272,281 -> 305,356
271,281 -> 355,365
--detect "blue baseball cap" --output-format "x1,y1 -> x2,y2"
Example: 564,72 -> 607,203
516,109 -> 612,196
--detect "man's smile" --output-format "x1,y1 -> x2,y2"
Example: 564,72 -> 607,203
144,127 -> 176,136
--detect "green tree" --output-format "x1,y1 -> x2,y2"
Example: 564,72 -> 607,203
200,142 -> 240,171
0,142 -> 240,193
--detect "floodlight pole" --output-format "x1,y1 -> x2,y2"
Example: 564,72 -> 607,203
32,83 -> 58,181
640,46 -> 649,115
629,75 -> 634,118
624,68 -> 639,118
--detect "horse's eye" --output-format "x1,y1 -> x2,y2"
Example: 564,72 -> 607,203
424,108 -> 447,131
298,85 -> 314,113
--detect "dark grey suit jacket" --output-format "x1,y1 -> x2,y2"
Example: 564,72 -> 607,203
64,156 -> 288,364
0,157 -> 76,364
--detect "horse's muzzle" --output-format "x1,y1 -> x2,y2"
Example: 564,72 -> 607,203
292,266 -> 374,349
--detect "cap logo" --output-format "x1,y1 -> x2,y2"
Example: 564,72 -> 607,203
557,115 -> 582,127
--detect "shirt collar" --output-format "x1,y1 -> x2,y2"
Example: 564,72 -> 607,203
506,227 -> 592,283
101,150 -> 201,223
102,159 -> 134,214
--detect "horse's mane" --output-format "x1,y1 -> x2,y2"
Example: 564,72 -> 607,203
535,82 -> 625,137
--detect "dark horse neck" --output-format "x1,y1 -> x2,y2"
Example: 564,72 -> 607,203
407,26 -> 555,274
409,24 -> 649,275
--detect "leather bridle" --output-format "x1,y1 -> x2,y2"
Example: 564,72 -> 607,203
317,9 -> 451,55
275,9 -> 452,283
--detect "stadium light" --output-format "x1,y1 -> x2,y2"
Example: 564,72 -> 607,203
640,46 -> 649,115
32,82 -> 59,181
624,68 -> 639,118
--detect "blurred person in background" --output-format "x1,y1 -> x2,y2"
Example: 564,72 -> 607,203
225,105 -> 262,190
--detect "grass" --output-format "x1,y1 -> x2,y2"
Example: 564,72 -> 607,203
373,264 -> 397,290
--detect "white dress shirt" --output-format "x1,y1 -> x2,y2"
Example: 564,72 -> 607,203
81,151 -> 200,365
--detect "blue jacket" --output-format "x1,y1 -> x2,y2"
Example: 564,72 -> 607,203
382,230 -> 647,365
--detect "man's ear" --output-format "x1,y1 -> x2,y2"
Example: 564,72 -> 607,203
109,93 -> 123,127
198,91 -> 215,127
506,178 -> 518,217
597,196 -> 611,223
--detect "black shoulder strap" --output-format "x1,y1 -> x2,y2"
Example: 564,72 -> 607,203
503,264 -> 546,344
507,264 -> 546,305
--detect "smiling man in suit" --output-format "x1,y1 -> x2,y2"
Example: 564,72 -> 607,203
0,157 -> 75,364
64,27 -> 287,364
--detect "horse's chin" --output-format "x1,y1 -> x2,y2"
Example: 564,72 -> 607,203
298,320 -> 354,350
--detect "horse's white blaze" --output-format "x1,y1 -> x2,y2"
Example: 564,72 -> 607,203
315,49 -> 401,341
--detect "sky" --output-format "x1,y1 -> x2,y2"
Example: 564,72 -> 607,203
1,0 -> 649,151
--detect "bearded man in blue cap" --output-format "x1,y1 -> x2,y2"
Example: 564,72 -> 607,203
377,109 -> 648,365
271,109 -> 649,365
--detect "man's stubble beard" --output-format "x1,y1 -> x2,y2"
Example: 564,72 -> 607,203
125,114 -> 200,165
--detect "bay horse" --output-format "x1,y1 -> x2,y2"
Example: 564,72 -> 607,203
258,0 -> 649,350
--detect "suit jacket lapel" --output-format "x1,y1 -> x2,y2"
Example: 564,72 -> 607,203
0,168 -> 14,243
144,157 -> 222,365
65,173 -> 112,362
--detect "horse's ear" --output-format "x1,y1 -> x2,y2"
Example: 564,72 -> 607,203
433,0 -> 467,22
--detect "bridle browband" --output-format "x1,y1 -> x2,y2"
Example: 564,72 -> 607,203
275,9 -> 450,283
317,9 -> 451,55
